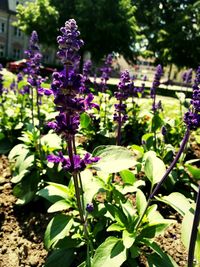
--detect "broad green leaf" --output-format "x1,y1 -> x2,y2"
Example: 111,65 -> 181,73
147,204 -> 164,222
44,214 -> 73,249
107,223 -> 125,232
19,154 -> 34,173
156,192 -> 192,216
136,189 -> 147,217
92,145 -> 137,173
92,237 -> 126,267
44,248 -> 74,267
181,207 -> 200,264
142,239 -> 178,267
120,170 -> 136,184
139,220 -> 175,239
37,183 -> 70,203
11,169 -> 29,183
41,133 -> 61,149
114,180 -> 145,195
81,169 -> 105,205
122,230 -> 135,248
130,144 -> 144,158
8,144 -> 27,160
47,200 -> 71,213
104,203 -> 127,226
15,188 -> 35,205
144,153 -> 166,186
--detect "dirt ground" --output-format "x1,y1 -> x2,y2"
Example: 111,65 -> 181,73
0,155 -> 188,267
0,155 -> 49,267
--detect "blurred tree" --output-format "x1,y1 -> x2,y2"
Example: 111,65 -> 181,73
15,0 -> 138,62
134,0 -> 200,68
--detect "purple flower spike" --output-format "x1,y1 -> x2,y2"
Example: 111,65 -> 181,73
57,19 -> 84,65
184,66 -> 200,130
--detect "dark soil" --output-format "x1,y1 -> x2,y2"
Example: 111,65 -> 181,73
0,155 -> 189,267
0,155 -> 50,267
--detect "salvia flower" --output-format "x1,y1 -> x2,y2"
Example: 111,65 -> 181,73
99,53 -> 113,92
48,20 -> 97,138
47,152 -> 99,174
0,64 -> 3,96
151,64 -> 163,112
114,70 -> 133,123
184,66 -> 200,130
151,64 -> 163,98
57,19 -> 84,66
25,31 -> 42,78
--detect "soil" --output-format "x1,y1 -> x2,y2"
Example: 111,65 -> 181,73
0,155 -> 50,267
0,155 -> 189,267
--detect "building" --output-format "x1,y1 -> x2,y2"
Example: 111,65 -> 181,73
0,0 -> 56,65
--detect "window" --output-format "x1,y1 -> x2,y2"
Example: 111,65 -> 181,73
0,23 -> 5,33
14,27 -> 22,37
0,44 -> 5,57
13,48 -> 21,59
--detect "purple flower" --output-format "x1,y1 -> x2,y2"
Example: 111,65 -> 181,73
151,64 -> 163,98
57,19 -> 84,65
0,64 -> 3,95
98,54 -> 113,92
83,59 -> 92,78
86,203 -> 94,213
184,66 -> 200,130
47,152 -> 99,173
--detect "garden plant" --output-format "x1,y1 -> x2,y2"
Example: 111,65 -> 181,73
0,18 -> 200,267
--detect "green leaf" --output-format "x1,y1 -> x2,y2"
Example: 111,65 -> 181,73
81,169 -> 105,205
130,245 -> 140,258
144,153 -> 166,186
107,223 -> 125,232
80,113 -> 91,128
156,192 -> 192,216
104,203 -> 127,226
47,200 -> 71,213
136,189 -> 147,217
44,214 -> 73,249
11,169 -> 29,183
141,133 -> 154,150
37,183 -> 70,204
120,170 -> 136,184
41,133 -> 62,149
8,144 -> 27,160
185,162 -> 200,180
122,230 -> 135,248
130,145 -> 144,158
19,154 -> 34,173
92,145 -> 137,173
181,206 -> 200,263
152,113 -> 163,132
92,237 -> 126,267
44,248 -> 75,267
139,220 -> 175,239
142,239 -> 178,267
